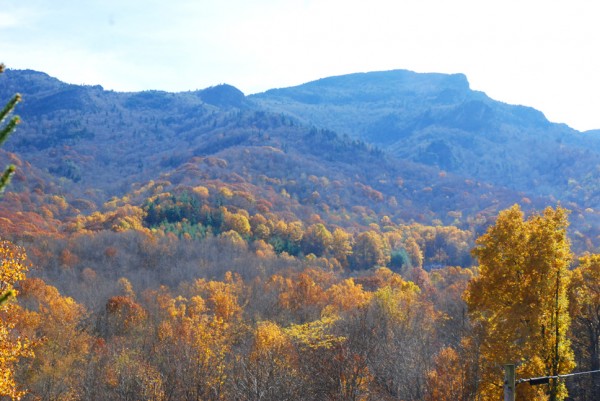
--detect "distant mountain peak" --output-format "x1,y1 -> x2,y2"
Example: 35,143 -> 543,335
251,69 -> 475,109
250,68 -> 600,206
197,84 -> 246,108
308,69 -> 471,91
256,69 -> 471,99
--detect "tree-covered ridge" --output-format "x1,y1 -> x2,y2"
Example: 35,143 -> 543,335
0,68 -> 598,245
251,69 -> 600,207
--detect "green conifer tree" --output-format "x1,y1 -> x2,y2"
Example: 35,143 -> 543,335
0,63 -> 21,307
0,63 -> 19,195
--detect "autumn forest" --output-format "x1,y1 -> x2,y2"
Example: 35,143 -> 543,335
1,67 -> 600,401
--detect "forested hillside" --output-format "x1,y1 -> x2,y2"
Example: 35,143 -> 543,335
0,68 -> 599,400
1,69 -> 599,246
252,70 -> 600,207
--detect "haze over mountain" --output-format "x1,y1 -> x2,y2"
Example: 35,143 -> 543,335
251,70 -> 600,205
1,68 -> 599,244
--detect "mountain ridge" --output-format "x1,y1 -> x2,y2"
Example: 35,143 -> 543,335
1,67 -> 599,250
250,69 -> 600,205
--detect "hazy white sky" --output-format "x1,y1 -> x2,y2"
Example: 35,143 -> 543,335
1,0 -> 598,131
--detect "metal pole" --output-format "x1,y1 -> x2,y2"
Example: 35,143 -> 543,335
504,364 -> 516,401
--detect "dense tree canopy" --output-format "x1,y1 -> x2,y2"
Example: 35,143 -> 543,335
0,191 -> 596,400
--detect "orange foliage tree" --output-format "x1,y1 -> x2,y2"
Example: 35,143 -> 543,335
15,278 -> 92,401
425,347 -> 469,401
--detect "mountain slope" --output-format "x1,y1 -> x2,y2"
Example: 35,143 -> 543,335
0,68 -> 598,248
250,70 -> 600,207
0,70 -> 254,198
0,70 -> 536,221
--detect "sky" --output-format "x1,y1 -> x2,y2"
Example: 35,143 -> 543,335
1,0 -> 599,131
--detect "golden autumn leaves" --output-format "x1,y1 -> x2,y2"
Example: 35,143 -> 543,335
0,204 -> 597,400
0,241 -> 32,400
465,205 -> 574,401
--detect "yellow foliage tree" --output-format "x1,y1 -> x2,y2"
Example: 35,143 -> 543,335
465,205 -> 574,401
0,240 -> 32,400
325,278 -> 371,313
301,223 -> 333,257
329,228 -> 352,268
149,279 -> 242,400
231,321 -> 301,400
350,231 -> 390,270
222,211 -> 251,237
